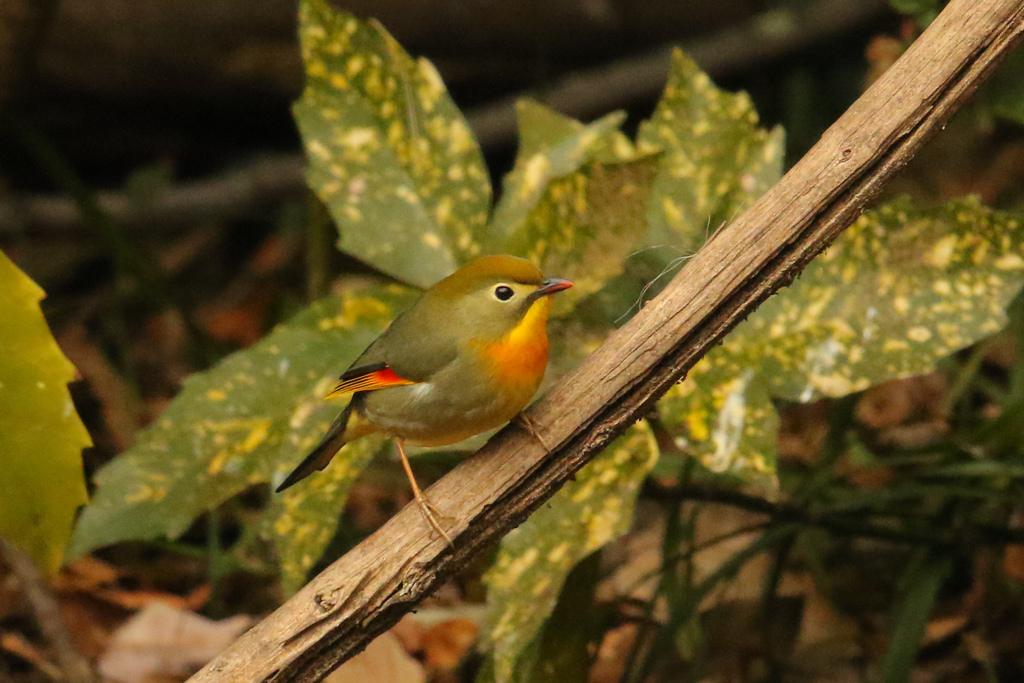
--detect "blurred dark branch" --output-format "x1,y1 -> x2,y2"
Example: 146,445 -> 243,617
0,0 -> 886,236
470,0 -> 888,147
0,0 -> 61,111
0,154 -> 306,236
0,539 -> 97,683
645,482 -> 1024,548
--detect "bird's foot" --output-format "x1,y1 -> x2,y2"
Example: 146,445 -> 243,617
413,492 -> 454,547
516,412 -> 551,451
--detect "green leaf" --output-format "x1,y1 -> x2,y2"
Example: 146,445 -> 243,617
259,434 -> 382,594
69,284 -> 416,589
487,107 -> 630,244
659,197 -> 1024,479
660,366 -> 780,483
478,553 -> 605,683
481,424 -> 658,683
979,50 -> 1024,127
888,0 -> 940,26
514,99 -> 638,165
880,552 -> 952,683
638,49 -> 784,255
0,251 -> 90,574
294,0 -> 491,287
760,197 -> 1024,401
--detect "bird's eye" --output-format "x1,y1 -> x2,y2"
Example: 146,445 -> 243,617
494,285 -> 515,301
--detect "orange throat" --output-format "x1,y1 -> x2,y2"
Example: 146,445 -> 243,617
476,297 -> 552,391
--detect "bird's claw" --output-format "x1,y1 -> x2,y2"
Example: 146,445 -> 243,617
413,492 -> 454,546
516,412 -> 551,451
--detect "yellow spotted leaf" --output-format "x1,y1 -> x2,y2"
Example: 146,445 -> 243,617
584,50 -> 783,328
638,48 -> 784,256
69,284 -> 418,590
260,434 -> 381,594
660,197 -> 1024,479
294,0 -> 490,287
487,105 -> 631,244
0,251 -> 90,574
481,424 -> 658,683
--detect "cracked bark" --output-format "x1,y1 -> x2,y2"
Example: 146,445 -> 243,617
187,0 -> 1024,681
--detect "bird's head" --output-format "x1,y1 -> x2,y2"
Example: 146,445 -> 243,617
428,255 -> 572,345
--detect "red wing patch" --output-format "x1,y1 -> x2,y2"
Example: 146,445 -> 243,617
325,362 -> 417,398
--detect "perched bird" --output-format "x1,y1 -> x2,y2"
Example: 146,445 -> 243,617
276,255 -> 572,543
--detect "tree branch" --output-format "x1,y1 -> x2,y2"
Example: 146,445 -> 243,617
189,1 -> 1024,681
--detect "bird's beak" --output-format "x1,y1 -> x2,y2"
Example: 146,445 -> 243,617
533,277 -> 573,298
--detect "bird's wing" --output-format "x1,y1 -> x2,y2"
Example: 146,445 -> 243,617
325,361 -> 418,398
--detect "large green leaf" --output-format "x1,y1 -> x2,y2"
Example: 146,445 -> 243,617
69,284 -> 416,589
0,251 -> 90,574
480,424 -> 658,683
487,107 -> 630,244
294,0 -> 491,286
660,197 -> 1024,479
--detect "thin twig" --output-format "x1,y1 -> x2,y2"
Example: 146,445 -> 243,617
643,483 -> 1024,548
0,539 -> 97,683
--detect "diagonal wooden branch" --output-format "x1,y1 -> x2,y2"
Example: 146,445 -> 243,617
189,1 -> 1024,681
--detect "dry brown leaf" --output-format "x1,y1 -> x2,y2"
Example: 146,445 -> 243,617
0,567 -> 25,621
421,618 -> 478,671
324,631 -> 425,683
97,583 -> 212,612
197,286 -> 275,346
56,556 -> 211,613
856,374 -> 947,430
58,592 -> 127,660
389,615 -> 423,656
922,615 -> 969,647
249,232 -> 301,274
97,602 -> 252,683
874,419 -> 950,450
589,624 -> 638,683
777,401 -> 830,464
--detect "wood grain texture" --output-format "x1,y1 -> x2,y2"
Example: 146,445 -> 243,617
188,1 -> 1024,681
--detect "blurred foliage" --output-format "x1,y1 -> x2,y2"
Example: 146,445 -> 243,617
888,0 -> 940,26
0,250 -> 90,574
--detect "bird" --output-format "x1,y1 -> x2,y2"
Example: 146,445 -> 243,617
276,255 -> 573,543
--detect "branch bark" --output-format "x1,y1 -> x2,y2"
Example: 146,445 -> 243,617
189,1 -> 1024,681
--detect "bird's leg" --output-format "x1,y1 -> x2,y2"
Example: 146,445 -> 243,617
516,412 -> 551,451
396,439 -> 454,546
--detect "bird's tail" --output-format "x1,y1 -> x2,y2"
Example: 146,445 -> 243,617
275,402 -> 353,493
